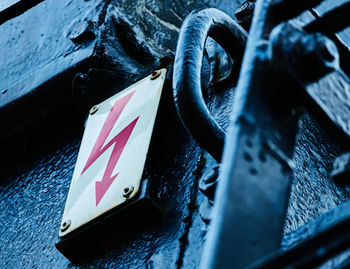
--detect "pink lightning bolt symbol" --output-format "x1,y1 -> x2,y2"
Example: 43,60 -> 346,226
81,91 -> 139,206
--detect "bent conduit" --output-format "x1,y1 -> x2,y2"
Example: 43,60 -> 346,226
173,8 -> 247,162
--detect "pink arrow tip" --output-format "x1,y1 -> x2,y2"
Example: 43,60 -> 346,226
95,173 -> 119,206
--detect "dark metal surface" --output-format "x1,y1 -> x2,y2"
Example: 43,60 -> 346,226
0,1 -> 243,268
201,1 -> 298,267
0,80 -> 206,268
253,200 -> 350,268
201,0 -> 350,268
1,0 -> 350,268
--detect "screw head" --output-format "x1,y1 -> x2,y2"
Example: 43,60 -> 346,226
60,220 -> 71,232
317,39 -> 337,64
150,70 -> 161,80
122,186 -> 134,198
90,105 -> 99,115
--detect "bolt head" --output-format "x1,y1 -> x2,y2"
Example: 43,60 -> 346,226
235,0 -> 255,21
150,70 -> 161,80
90,105 -> 99,115
123,186 -> 134,198
60,220 -> 71,232
316,38 -> 338,65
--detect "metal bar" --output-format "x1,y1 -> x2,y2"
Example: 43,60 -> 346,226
200,0 -> 299,267
304,1 -> 350,35
0,0 -> 44,25
268,0 -> 323,25
200,0 -> 350,268
251,199 -> 350,268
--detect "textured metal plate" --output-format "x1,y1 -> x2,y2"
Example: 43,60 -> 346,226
59,69 -> 166,237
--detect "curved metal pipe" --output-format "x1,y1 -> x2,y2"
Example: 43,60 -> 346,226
173,8 -> 247,162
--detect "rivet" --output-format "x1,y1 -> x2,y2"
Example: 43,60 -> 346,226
60,220 -> 71,232
123,186 -> 134,198
150,70 -> 161,80
90,105 -> 99,115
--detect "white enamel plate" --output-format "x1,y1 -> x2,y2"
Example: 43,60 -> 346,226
59,69 -> 166,237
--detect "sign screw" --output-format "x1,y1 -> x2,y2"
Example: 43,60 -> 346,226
150,70 -> 161,80
90,105 -> 99,115
60,220 -> 71,232
123,186 -> 134,198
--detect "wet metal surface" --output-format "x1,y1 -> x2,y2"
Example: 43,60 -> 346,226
1,0 -> 350,268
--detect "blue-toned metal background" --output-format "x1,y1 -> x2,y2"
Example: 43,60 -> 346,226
1,0 -> 350,268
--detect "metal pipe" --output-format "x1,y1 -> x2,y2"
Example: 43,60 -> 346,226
173,8 -> 247,162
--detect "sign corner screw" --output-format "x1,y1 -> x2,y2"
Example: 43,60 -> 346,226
60,220 -> 71,232
150,70 -> 161,80
123,186 -> 135,198
90,105 -> 99,115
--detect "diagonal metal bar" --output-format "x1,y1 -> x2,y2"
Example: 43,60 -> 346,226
304,1 -> 350,35
251,199 -> 350,268
268,0 -> 323,25
200,0 -> 299,268
0,0 -> 44,25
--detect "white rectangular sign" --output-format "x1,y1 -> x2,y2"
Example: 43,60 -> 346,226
59,69 -> 166,237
